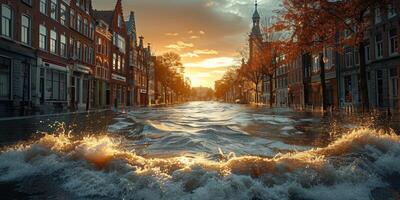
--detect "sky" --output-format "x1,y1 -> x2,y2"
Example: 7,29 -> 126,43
93,0 -> 281,88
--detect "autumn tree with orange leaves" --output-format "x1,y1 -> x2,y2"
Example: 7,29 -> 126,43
275,0 -> 392,112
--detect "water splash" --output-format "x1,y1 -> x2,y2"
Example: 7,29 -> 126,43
0,125 -> 399,199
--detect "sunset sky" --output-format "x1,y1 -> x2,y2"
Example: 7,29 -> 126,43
94,0 -> 281,88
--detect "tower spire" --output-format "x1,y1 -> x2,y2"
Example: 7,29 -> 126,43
251,0 -> 261,37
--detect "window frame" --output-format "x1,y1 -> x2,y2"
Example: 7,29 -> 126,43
50,29 -> 58,54
21,14 -> 31,45
1,4 -> 13,38
39,24 -> 48,50
40,0 -> 47,15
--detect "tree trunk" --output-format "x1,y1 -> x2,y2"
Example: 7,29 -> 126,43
358,41 -> 369,113
269,74 -> 274,108
255,82 -> 259,104
319,53 -> 327,112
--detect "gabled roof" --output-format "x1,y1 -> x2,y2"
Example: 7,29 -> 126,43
93,10 -> 114,26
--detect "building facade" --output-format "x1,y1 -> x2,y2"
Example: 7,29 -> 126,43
93,0 -> 128,109
339,2 -> 400,112
0,0 -> 37,117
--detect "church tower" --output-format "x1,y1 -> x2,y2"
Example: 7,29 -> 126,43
249,0 -> 263,62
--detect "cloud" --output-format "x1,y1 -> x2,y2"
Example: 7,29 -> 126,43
185,57 -> 238,69
188,30 -> 194,34
181,49 -> 218,58
165,41 -> 194,50
165,32 -> 179,36
194,49 -> 218,55
190,35 -> 200,39
181,52 -> 200,58
199,30 -> 205,35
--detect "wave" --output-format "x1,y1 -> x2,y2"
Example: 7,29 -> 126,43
0,128 -> 399,199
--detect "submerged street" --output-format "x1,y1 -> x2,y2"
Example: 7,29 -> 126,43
0,102 -> 399,200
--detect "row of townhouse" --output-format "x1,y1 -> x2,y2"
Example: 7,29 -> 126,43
278,2 -> 400,112
0,0 -> 155,117
247,1 -> 400,112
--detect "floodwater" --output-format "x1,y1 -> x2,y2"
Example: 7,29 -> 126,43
0,101 -> 399,200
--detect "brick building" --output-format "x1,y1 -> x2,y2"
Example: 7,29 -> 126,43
338,2 -> 400,112
0,0 -> 96,117
93,18 -> 111,108
93,0 -> 128,108
0,0 -> 37,117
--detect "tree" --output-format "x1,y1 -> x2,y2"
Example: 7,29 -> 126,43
155,52 -> 190,104
275,0 -> 392,112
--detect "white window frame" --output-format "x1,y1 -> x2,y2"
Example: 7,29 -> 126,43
21,14 -> 31,45
50,0 -> 58,20
39,24 -> 47,50
60,3 -> 67,26
1,4 -> 12,38
50,30 -> 58,54
60,34 -> 67,57
40,0 -> 47,15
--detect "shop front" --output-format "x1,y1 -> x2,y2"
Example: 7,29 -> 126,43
69,64 -> 92,111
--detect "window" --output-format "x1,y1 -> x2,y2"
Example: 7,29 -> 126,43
96,37 -> 102,53
114,33 -> 126,53
344,75 -> 352,102
69,37 -> 74,57
118,55 -> 121,70
50,30 -> 57,54
375,8 -> 382,24
39,25 -> 47,50
76,0 -> 80,7
354,50 -> 360,66
77,14 -> 82,33
83,18 -> 88,36
345,50 -> 354,68
375,33 -> 383,58
60,34 -> 67,57
1,5 -> 12,38
388,3 -> 397,18
84,44 -> 88,63
89,47 -> 93,64
70,9 -> 75,29
40,0 -> 47,15
113,53 -> 117,70
60,4 -> 67,26
312,55 -> 319,73
121,57 -> 125,71
118,15 -> 122,28
0,57 -> 11,99
365,44 -> 371,62
45,69 -> 67,101
21,15 -> 31,45
50,0 -> 57,20
389,28 -> 398,55
77,41 -> 82,60
89,23 -> 94,39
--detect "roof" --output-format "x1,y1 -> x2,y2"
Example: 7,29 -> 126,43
93,10 -> 114,26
